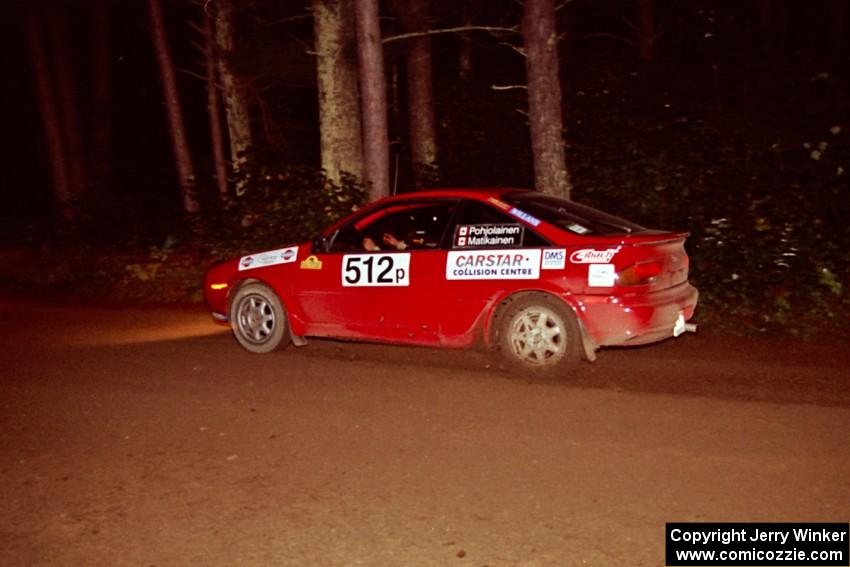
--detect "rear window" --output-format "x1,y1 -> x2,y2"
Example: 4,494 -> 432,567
501,192 -> 645,235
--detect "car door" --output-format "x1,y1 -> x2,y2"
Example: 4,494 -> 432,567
294,200 -> 458,345
438,199 -> 552,344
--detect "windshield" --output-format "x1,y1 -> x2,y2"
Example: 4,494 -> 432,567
501,192 -> 646,235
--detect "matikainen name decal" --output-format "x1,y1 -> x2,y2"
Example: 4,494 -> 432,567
454,224 -> 524,248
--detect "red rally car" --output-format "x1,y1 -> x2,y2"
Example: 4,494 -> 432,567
204,188 -> 698,377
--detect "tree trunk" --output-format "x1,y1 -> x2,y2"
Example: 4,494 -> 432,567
147,0 -> 199,214
402,0 -> 438,186
214,0 -> 253,196
354,0 -> 390,200
25,10 -> 74,221
89,0 -> 112,196
312,0 -> 363,187
522,0 -> 571,199
637,0 -> 655,63
48,9 -> 89,205
204,9 -> 230,199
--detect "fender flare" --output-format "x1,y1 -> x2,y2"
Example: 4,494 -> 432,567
228,277 -> 308,346
485,290 -> 598,362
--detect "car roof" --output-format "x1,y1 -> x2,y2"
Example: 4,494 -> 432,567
325,187 -> 680,244
320,188 -> 522,236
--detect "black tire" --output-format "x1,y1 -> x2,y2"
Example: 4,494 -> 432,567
229,283 -> 290,353
496,293 -> 583,378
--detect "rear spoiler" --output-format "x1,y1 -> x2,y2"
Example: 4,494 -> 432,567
630,232 -> 690,246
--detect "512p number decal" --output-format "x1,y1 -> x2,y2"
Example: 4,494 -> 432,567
342,253 -> 410,287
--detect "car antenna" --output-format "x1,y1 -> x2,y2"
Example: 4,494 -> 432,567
392,153 -> 400,195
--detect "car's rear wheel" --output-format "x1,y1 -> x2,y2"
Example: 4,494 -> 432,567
497,294 -> 582,377
230,283 -> 289,353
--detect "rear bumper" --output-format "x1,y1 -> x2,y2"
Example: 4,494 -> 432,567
575,282 -> 699,347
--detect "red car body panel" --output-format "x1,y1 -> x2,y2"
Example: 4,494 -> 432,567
204,188 -> 698,354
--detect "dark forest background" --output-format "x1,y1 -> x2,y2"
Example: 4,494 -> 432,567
2,0 -> 848,338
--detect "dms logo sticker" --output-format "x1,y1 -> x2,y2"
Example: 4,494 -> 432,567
542,249 -> 566,270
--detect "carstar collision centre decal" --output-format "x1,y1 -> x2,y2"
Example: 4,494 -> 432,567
446,249 -> 541,280
238,246 -> 298,271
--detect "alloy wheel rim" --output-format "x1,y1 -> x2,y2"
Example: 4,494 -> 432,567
237,294 -> 276,343
509,306 -> 566,365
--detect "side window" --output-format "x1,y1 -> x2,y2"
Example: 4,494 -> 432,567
450,201 -> 550,249
330,202 -> 457,252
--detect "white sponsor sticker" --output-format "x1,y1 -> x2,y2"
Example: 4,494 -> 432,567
588,264 -> 616,287
446,249 -> 541,280
542,248 -> 567,270
238,246 -> 298,271
342,253 -> 410,287
570,248 -> 618,264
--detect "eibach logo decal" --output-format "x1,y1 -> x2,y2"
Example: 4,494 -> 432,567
569,248 -> 618,264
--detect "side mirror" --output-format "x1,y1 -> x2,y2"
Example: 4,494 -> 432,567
312,235 -> 329,253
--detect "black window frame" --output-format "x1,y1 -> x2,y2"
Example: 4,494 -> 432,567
326,198 -> 462,253
501,191 -> 646,235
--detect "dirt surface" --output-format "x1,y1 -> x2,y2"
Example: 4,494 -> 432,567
1,297 -> 849,566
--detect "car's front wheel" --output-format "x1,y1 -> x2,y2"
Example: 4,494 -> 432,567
230,283 -> 289,353
497,294 -> 582,378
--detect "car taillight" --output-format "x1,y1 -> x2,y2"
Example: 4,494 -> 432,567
617,261 -> 662,286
